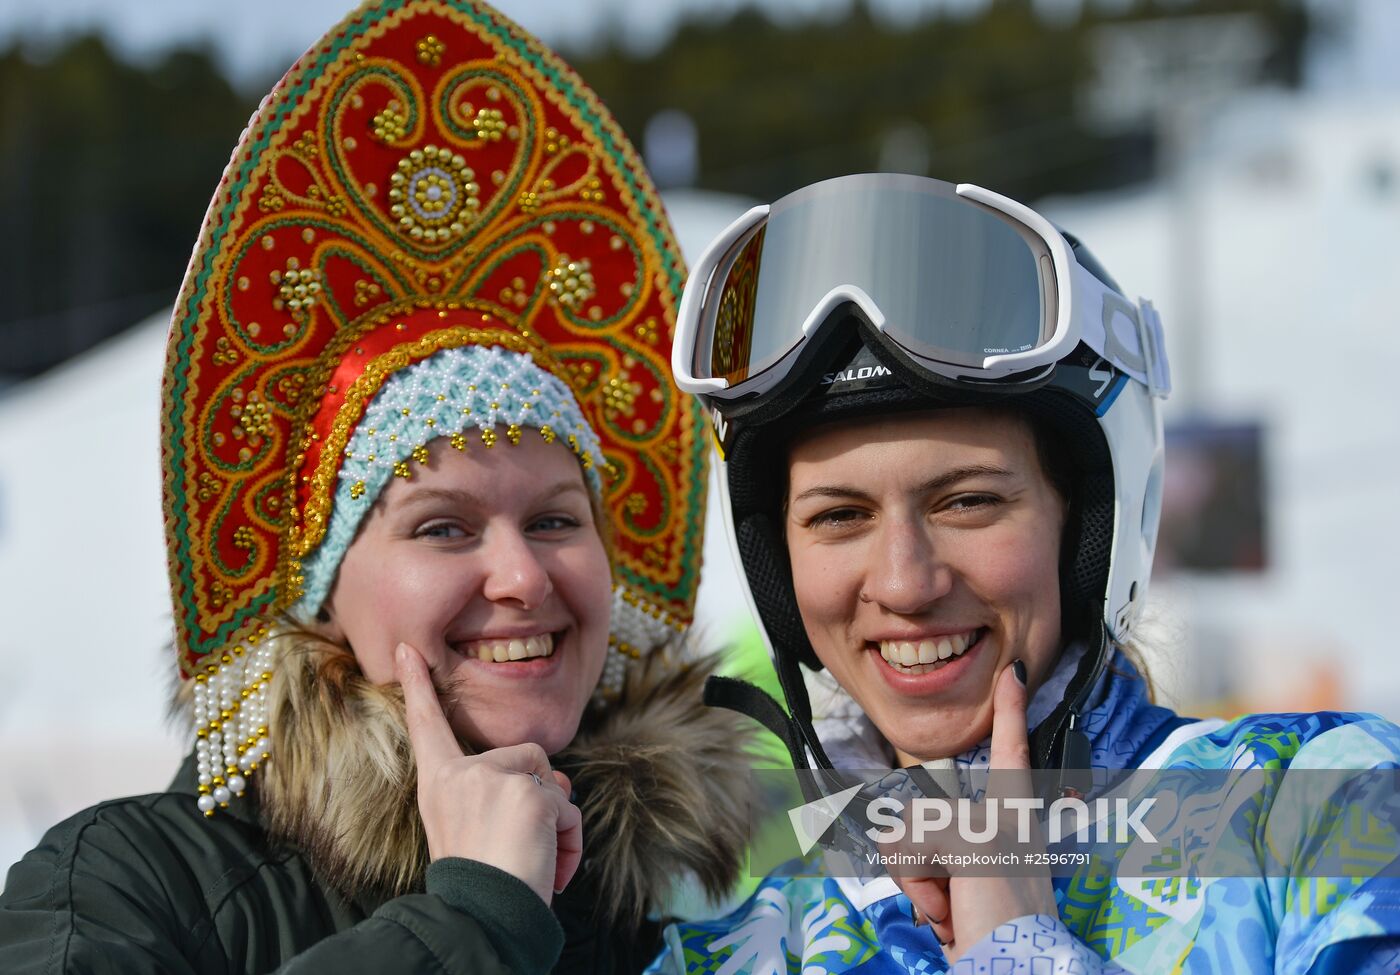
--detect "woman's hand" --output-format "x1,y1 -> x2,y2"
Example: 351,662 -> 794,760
395,641 -> 583,905
896,661 -> 1057,961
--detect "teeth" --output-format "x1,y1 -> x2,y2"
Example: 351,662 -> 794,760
878,630 -> 978,672
466,633 -> 556,662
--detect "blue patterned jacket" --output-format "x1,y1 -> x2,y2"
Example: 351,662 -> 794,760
646,655 -> 1400,974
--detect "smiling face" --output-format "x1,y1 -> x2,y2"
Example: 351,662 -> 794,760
322,429 -> 612,754
785,408 -> 1067,763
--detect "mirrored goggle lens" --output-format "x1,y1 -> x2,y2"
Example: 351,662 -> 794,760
707,226 -> 767,387
697,176 -> 1054,388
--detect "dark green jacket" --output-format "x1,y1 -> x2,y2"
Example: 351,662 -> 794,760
0,653 -> 752,974
0,755 -> 661,974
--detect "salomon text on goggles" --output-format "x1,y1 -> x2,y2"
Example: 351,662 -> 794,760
672,173 -> 1171,403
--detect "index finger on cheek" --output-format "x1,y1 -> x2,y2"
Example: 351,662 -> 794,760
395,642 -> 462,769
988,661 -> 1034,800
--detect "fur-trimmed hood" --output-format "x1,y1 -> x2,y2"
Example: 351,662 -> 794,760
225,633 -> 752,926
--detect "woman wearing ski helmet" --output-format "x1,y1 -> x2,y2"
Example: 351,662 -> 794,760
649,173 -> 1400,973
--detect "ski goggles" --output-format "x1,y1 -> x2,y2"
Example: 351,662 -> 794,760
673,173 -> 1171,402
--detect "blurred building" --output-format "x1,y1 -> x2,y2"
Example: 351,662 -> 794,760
1042,90 -> 1400,719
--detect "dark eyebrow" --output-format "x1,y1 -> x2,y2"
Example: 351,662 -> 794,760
395,479 -> 588,510
788,465 -> 1017,506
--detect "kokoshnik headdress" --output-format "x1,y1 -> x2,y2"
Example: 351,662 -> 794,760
162,0 -> 706,815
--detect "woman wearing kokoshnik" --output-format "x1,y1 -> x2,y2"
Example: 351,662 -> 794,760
648,174 -> 1400,973
0,1 -> 752,971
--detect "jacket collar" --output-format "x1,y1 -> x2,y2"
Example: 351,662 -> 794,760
175,634 -> 752,926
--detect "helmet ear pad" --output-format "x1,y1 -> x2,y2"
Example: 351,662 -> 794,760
1019,388 -> 1117,651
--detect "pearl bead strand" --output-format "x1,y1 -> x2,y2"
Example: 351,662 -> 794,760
193,631 -> 273,817
593,585 -> 686,703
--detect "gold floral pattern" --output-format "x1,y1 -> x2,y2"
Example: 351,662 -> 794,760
163,0 -> 702,674
387,145 -> 481,243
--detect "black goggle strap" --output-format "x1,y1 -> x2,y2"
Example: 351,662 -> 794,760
703,673 -> 843,808
1029,620 -> 1110,799
703,674 -> 808,771
701,636 -> 839,776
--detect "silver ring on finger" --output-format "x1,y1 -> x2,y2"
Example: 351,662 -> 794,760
527,771 -> 543,787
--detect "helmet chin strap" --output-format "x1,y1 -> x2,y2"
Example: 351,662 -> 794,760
1029,621 -> 1111,797
704,620 -> 1112,799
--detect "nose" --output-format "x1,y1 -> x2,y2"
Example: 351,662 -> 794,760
480,527 -> 553,610
861,515 -> 953,615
